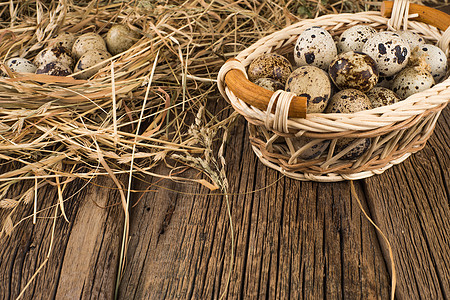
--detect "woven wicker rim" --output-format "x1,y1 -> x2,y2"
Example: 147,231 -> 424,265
219,11 -> 449,135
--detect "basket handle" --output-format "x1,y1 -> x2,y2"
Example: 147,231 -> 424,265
381,1 -> 450,31
222,59 -> 307,118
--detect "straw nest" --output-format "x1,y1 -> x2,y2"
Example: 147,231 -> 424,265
0,0 -> 226,200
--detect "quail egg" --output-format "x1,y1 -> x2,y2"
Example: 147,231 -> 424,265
292,137 -> 330,160
391,66 -> 434,99
325,89 -> 372,113
397,30 -> 425,51
325,89 -> 372,160
286,65 -> 331,113
6,57 -> 37,73
294,26 -> 337,70
254,77 -> 285,91
49,32 -> 77,49
335,137 -> 371,160
328,51 -> 379,92
247,53 -> 293,84
73,49 -> 112,79
410,44 -> 448,83
105,24 -> 141,55
366,87 -> 400,108
337,25 -> 377,53
376,75 -> 395,89
36,61 -> 72,76
34,45 -> 74,69
362,31 -> 410,76
72,32 -> 107,60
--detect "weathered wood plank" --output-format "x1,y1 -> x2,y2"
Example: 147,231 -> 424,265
116,103 -> 448,300
54,177 -> 124,300
1,103 -> 447,299
0,175 -> 124,299
117,100 -> 392,299
1,3 -> 449,300
363,106 -> 450,300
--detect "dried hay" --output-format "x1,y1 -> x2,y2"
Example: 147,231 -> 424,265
0,0 -> 425,296
0,0 -> 357,295
0,0 -> 375,214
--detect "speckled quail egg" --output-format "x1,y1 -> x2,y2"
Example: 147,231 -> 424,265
105,24 -> 140,55
73,49 -> 112,79
286,65 -> 331,113
247,53 -> 293,84
397,30 -> 425,51
294,26 -> 337,70
6,57 -> 37,73
362,31 -> 410,76
335,137 -> 371,160
49,32 -> 77,49
366,87 -> 400,108
34,45 -> 74,69
35,61 -> 72,76
376,75 -> 395,89
254,77 -> 285,91
391,65 -> 434,99
325,89 -> 372,160
72,32 -> 107,60
328,51 -> 379,92
337,25 -> 376,53
325,89 -> 372,113
410,44 -> 448,83
292,137 -> 330,160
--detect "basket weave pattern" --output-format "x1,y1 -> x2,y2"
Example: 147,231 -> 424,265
218,7 -> 450,181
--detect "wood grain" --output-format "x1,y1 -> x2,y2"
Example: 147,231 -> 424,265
363,105 -> 450,300
0,174 -> 124,299
0,105 -> 448,300
1,4 -> 450,298
117,100 -> 393,299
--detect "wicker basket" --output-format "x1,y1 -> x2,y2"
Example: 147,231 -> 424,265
218,0 -> 450,182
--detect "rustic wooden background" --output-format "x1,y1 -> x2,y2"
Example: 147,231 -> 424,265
1,5 -> 450,300
1,101 -> 448,300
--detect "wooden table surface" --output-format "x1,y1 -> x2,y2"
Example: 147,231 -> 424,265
0,103 -> 448,300
1,7 -> 450,300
